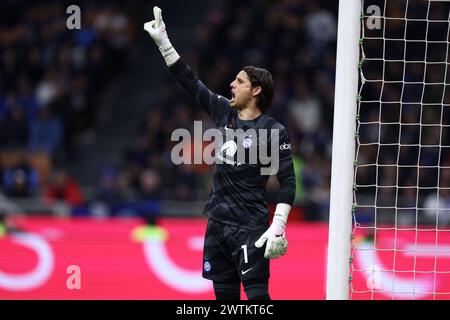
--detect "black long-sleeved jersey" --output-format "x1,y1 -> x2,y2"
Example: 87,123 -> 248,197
169,59 -> 296,230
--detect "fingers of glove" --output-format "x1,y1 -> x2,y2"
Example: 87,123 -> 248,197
264,240 -> 280,259
255,231 -> 268,248
153,6 -> 162,27
274,237 -> 288,256
264,239 -> 276,259
143,20 -> 156,33
265,237 -> 287,259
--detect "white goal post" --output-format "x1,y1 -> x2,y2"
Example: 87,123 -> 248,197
326,0 -> 361,300
327,0 -> 450,300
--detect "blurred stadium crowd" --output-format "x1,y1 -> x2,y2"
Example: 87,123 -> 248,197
0,0 -> 134,219
0,0 -> 448,225
356,0 -> 450,225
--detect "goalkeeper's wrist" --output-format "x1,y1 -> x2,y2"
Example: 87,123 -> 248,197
158,40 -> 180,66
272,203 -> 291,230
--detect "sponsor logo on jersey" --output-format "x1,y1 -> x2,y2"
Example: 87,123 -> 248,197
280,142 -> 291,151
216,140 -> 242,166
221,140 -> 237,157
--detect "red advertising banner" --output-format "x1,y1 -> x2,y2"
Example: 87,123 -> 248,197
1,216 -> 449,299
350,227 -> 450,300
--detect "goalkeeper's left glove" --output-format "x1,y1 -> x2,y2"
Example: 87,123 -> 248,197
255,203 -> 291,259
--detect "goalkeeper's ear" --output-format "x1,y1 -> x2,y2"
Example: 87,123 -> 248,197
251,86 -> 262,98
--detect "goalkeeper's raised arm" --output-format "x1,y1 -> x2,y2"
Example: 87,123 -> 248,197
143,6 -> 228,125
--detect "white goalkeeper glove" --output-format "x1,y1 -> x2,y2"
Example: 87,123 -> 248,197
255,203 -> 291,259
143,6 -> 180,66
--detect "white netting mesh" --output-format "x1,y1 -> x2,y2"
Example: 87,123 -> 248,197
350,0 -> 450,299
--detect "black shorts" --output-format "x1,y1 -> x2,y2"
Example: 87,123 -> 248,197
202,218 -> 270,282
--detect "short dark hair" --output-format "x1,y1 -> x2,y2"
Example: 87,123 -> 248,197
243,66 -> 273,113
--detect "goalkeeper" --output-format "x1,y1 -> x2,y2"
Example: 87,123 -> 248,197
144,7 -> 296,300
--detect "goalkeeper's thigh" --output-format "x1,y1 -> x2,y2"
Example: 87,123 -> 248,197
243,277 -> 270,300
213,280 -> 240,300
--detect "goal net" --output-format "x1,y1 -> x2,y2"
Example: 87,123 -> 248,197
350,0 -> 450,299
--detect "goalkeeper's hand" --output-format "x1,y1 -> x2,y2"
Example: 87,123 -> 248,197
143,6 -> 168,47
255,203 -> 291,259
143,6 -> 179,66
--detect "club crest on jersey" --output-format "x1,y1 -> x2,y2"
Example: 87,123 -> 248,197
242,136 -> 252,148
204,261 -> 211,272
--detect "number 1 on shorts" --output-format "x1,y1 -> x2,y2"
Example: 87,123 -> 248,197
241,244 -> 248,264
